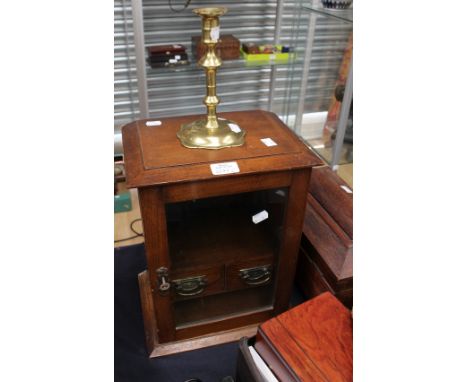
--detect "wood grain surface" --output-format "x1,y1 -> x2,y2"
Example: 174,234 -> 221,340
256,292 -> 352,381
122,110 -> 323,188
308,166 -> 353,239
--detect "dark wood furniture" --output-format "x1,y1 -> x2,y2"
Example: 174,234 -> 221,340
250,291 -> 353,381
122,110 -> 323,357
295,165 -> 353,308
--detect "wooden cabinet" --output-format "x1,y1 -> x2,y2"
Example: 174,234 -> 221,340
122,110 -> 323,357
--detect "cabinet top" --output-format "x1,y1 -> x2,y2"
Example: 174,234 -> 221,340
122,110 -> 323,188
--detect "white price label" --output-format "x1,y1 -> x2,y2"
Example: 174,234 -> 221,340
261,138 -> 277,147
175,55 -> 181,60
173,44 -> 182,48
210,26 -> 220,40
228,123 -> 241,133
145,120 -> 162,127
341,185 -> 353,194
252,210 -> 269,224
168,58 -> 177,63
269,54 -> 276,60
210,161 -> 240,175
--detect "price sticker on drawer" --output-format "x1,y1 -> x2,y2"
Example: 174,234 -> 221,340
252,210 -> 269,224
261,138 -> 277,147
210,161 -> 240,175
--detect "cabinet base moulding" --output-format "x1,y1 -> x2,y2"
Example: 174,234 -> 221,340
138,270 -> 259,358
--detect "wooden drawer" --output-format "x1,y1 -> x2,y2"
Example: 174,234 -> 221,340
226,255 -> 275,292
171,265 -> 224,301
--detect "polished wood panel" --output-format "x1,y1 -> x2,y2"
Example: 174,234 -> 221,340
308,166 -> 353,238
138,111 -> 300,169
255,292 -> 352,382
122,110 -> 323,188
303,195 -> 353,285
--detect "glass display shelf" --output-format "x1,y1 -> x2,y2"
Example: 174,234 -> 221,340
301,5 -> 353,23
146,55 -> 295,74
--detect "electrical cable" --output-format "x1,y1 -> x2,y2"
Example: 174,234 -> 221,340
168,0 -> 191,13
114,218 -> 144,243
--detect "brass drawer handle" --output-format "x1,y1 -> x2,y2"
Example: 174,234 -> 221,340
173,275 -> 207,296
239,265 -> 272,286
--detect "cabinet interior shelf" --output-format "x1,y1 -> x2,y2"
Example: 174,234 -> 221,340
167,197 -> 284,271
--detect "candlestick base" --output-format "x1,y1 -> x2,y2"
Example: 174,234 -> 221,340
177,118 -> 246,149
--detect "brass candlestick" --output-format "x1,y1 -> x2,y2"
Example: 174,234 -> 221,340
177,7 -> 246,149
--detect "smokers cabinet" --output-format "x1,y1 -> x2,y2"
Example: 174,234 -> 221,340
122,110 -> 323,357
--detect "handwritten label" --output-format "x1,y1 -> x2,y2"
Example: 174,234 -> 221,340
341,185 -> 353,194
228,123 -> 241,133
252,210 -> 269,224
145,120 -> 162,127
210,26 -> 220,40
210,161 -> 240,176
261,138 -> 277,147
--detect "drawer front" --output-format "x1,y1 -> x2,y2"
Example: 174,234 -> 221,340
226,256 -> 275,291
171,265 -> 224,301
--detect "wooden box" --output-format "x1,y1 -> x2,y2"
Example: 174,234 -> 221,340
251,292 -> 353,381
121,110 -> 323,357
191,34 -> 240,60
296,166 -> 353,308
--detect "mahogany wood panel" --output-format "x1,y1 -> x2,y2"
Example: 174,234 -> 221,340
303,194 -> 353,284
255,324 -> 326,381
308,165 -> 353,238
256,292 -> 352,382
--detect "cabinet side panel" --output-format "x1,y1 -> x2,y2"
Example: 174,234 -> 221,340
138,187 -> 175,342
273,168 -> 312,315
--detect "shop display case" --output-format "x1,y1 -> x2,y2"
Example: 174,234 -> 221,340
282,0 -> 353,169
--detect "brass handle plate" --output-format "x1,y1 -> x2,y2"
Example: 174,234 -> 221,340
173,275 -> 207,296
239,265 -> 272,286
